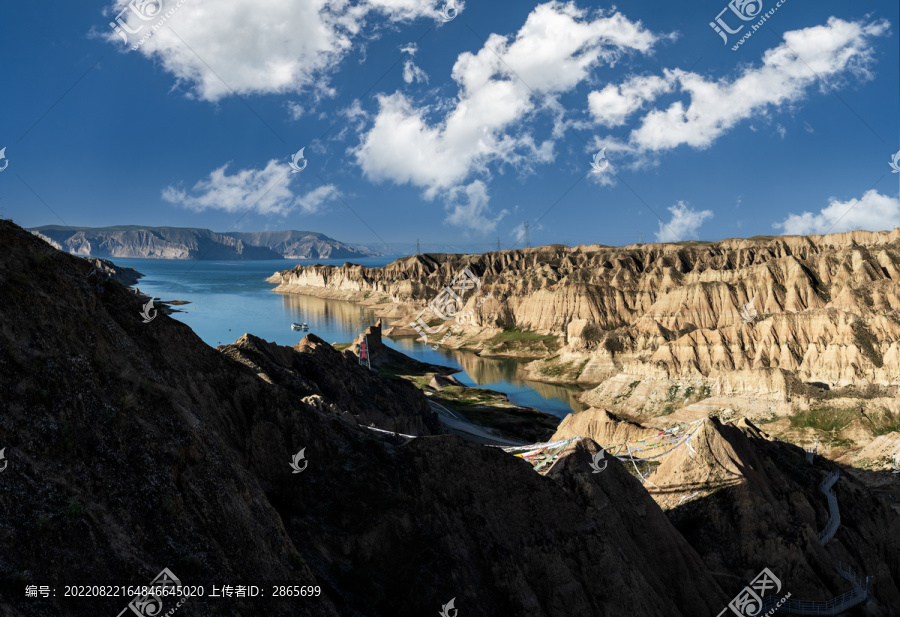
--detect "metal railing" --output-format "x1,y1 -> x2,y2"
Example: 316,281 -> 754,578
817,472 -> 840,545
759,562 -> 869,615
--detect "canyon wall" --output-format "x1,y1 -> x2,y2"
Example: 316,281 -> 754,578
270,230 -> 900,414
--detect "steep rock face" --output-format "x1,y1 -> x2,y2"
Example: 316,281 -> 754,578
542,439 -> 727,616
224,230 -> 370,258
660,418 -> 900,615
3,220 -> 732,616
28,226 -> 371,260
549,410 -> 900,614
32,225 -> 281,259
269,229 -> 900,414
219,328 -> 441,436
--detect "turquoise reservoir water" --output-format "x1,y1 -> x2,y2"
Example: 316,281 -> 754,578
114,258 -> 585,418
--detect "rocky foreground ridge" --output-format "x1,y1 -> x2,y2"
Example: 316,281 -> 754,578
550,406 -> 900,612
8,220 -> 900,615
269,229 -> 900,423
2,220 -> 734,615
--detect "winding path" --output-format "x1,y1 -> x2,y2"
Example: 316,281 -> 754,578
428,400 -> 527,446
760,562 -> 868,615
755,469 -> 870,614
817,471 -> 841,545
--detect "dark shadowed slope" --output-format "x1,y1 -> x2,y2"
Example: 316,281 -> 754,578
1,220 -> 727,616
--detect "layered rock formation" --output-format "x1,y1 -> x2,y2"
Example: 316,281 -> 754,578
225,230 -> 371,259
29,226 -> 372,260
548,407 -> 900,613
270,229 -> 900,418
4,220 -> 741,616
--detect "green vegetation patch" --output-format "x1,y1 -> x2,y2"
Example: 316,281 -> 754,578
613,380 -> 641,405
432,389 -> 560,443
852,321 -> 883,368
538,356 -> 589,380
660,403 -> 678,416
789,406 -> 857,433
485,328 -> 561,355
621,459 -> 660,480
666,385 -> 681,402
867,407 -> 900,437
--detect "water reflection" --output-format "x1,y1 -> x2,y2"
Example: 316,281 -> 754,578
233,290 -> 582,419
388,338 -> 586,418
278,292 -> 380,338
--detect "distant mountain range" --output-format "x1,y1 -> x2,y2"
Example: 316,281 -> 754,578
28,225 -> 377,260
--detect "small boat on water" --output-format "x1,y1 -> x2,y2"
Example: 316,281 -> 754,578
291,322 -> 309,331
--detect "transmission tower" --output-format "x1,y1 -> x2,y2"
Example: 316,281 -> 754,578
416,238 -> 420,255
523,222 -> 531,248
496,237 -> 501,252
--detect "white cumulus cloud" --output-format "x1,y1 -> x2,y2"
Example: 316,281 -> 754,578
589,18 -> 888,154
354,1 -> 661,229
403,60 -> 428,84
444,180 -> 508,232
103,0 -> 451,102
656,202 -> 713,242
774,189 -> 900,235
162,161 -> 338,216
588,74 -> 671,127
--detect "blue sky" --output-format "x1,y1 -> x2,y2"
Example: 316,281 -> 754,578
1,0 -> 898,252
